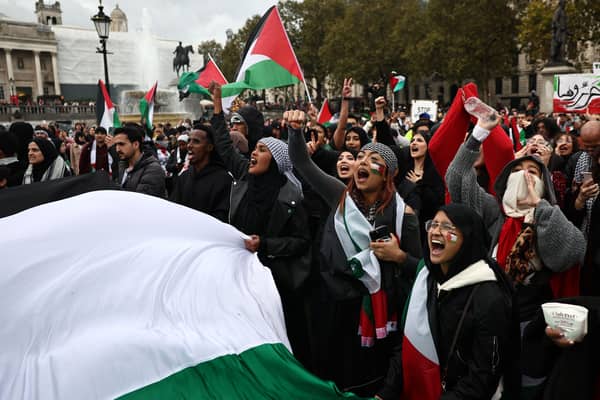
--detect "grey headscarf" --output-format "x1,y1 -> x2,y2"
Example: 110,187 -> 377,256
258,137 -> 303,195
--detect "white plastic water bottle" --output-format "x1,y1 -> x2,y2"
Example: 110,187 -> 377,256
464,97 -> 498,122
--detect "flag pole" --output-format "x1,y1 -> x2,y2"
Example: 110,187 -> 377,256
392,89 -> 395,112
303,81 -> 313,104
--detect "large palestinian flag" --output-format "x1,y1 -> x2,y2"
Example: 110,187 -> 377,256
220,5 -> 306,100
96,79 -> 121,130
0,190 -> 365,400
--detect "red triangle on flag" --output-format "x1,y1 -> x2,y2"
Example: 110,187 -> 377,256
144,81 -> 158,103
196,56 -> 228,88
317,99 -> 333,124
250,7 -> 304,83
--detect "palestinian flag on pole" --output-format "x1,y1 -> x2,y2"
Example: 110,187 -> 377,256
177,54 -> 228,97
1,189 -> 365,400
401,262 -> 442,400
390,74 -> 406,93
139,81 -> 157,130
96,79 -> 121,130
220,6 -> 306,101
317,98 -> 333,125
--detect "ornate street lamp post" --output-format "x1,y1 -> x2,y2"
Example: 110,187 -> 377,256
91,1 -> 112,93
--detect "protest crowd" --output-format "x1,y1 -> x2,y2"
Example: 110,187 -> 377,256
2,75 -> 600,399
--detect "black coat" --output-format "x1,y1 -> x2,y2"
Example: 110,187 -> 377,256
378,268 -> 513,400
211,112 -> 312,291
2,159 -> 26,187
169,163 -> 232,223
118,153 -> 166,198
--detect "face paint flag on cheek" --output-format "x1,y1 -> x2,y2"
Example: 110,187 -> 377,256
446,233 -> 458,243
370,163 -> 386,176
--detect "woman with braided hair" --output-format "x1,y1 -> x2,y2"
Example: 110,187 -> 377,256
287,109 -> 421,396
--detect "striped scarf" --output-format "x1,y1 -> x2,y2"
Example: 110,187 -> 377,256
574,152 -> 595,238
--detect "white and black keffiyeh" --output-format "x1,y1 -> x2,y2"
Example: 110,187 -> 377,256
574,151 -> 595,238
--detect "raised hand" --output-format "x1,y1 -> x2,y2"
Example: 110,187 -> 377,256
517,170 -> 541,208
342,77 -> 353,98
208,80 -> 222,98
375,96 -> 386,110
285,110 -> 306,130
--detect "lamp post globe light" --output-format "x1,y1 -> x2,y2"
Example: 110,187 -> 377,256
91,1 -> 112,93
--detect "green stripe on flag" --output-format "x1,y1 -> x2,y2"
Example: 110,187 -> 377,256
226,59 -> 301,92
117,343 -> 370,400
113,110 -> 122,129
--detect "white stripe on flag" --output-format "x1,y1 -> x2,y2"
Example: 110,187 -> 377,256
0,191 -> 289,400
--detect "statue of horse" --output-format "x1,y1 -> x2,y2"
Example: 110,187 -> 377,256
173,44 -> 194,77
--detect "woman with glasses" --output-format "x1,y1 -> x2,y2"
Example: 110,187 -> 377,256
376,204 -> 515,400
288,109 -> 421,395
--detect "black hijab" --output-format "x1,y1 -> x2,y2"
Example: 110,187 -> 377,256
233,158 -> 285,235
31,138 -> 59,182
425,203 -> 510,290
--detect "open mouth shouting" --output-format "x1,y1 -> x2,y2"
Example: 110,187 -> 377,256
430,237 -> 446,257
557,144 -> 570,155
356,167 -> 370,184
250,157 -> 258,166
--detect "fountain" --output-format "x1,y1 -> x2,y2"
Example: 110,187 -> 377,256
51,5 -> 206,124
117,8 -> 203,124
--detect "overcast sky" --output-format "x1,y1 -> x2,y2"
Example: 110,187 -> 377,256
1,0 -> 276,44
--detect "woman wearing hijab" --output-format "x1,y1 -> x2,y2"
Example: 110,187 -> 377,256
22,137 -> 71,184
209,83 -> 313,369
446,110 -> 586,395
376,203 -> 515,400
288,109 -> 422,395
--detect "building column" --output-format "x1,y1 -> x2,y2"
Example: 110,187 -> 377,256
5,49 -> 14,81
33,50 -> 43,98
51,52 -> 60,95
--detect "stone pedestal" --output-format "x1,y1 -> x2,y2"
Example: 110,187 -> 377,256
538,63 -> 577,114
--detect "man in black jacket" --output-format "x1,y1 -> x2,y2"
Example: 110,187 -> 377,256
169,125 -> 232,222
114,125 -> 166,198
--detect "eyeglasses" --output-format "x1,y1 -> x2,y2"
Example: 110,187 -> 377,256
527,138 -> 549,146
425,220 -> 457,234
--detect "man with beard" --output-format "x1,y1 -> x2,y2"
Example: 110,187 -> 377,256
169,125 -> 232,222
114,125 -> 165,198
79,127 -> 119,178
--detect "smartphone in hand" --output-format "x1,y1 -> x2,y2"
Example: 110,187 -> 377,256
582,171 -> 593,185
369,225 -> 392,242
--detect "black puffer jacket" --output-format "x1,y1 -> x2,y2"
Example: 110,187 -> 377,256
169,163 -> 232,223
118,153 -> 166,198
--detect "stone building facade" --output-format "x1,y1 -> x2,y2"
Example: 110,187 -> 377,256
0,2 -> 61,103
